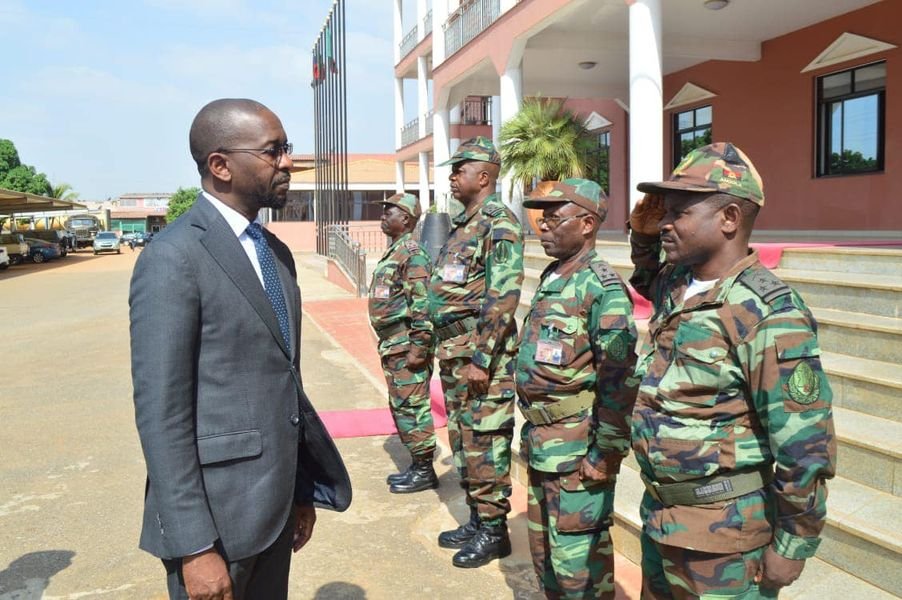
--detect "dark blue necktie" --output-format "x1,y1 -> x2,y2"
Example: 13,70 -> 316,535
246,223 -> 291,349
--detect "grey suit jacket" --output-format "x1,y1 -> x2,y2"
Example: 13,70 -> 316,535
130,194 -> 351,561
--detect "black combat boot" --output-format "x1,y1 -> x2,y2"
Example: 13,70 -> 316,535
437,506 -> 479,549
451,520 -> 511,568
385,463 -> 412,485
389,458 -> 438,494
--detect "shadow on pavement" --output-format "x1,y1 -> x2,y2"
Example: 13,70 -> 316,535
313,581 -> 367,599
0,550 -> 75,599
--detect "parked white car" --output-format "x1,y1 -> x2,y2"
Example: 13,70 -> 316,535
92,231 -> 121,255
0,246 -> 9,270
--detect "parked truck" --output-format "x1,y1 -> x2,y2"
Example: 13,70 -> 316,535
64,214 -> 103,250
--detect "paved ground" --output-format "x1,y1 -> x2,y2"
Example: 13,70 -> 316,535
0,247 -> 639,599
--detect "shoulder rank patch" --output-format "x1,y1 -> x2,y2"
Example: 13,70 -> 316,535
404,240 -> 421,253
740,267 -> 791,304
788,361 -> 820,404
589,261 -> 623,288
482,203 -> 506,218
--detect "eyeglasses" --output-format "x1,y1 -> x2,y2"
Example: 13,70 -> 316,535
216,142 -> 293,160
536,213 -> 590,229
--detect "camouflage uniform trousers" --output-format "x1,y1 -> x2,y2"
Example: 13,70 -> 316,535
641,531 -> 778,600
380,350 -> 436,460
438,352 -> 515,522
527,468 -> 615,599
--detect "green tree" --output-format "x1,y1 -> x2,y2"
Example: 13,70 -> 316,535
166,186 -> 201,222
498,97 -> 594,192
50,183 -> 79,201
0,138 -> 53,195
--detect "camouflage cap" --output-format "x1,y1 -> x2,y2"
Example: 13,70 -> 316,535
437,136 -> 501,166
380,192 -> 421,218
523,178 -> 608,218
637,142 -> 765,206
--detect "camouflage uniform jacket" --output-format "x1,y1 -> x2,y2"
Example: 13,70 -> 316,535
368,232 -> 433,354
630,234 -> 837,559
516,250 -> 639,475
427,193 -> 524,367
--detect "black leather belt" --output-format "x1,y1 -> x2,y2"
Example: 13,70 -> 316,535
641,467 -> 773,506
434,316 -> 478,342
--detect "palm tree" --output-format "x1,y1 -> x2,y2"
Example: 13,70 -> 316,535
50,183 -> 79,201
498,97 -> 593,190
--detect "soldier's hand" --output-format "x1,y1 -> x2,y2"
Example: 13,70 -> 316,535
755,547 -> 806,590
578,457 -> 614,484
629,194 -> 665,236
405,348 -> 428,372
465,363 -> 490,397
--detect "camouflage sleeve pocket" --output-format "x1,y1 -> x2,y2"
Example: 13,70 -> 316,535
775,336 -> 832,413
556,474 -> 614,533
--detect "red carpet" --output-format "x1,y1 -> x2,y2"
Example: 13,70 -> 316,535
320,378 -> 448,439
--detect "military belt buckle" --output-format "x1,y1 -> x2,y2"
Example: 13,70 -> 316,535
534,405 -> 553,425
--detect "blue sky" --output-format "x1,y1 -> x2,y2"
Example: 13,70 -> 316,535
0,0 -> 395,200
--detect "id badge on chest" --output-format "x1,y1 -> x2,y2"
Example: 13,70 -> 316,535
442,262 -> 468,283
535,339 -> 564,365
373,285 -> 391,299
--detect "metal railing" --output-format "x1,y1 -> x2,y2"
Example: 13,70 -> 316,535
327,225 -> 367,296
347,224 -> 390,254
401,116 -> 420,147
423,9 -> 433,35
399,25 -> 419,58
444,0 -> 500,57
424,109 -> 434,135
461,96 -> 492,125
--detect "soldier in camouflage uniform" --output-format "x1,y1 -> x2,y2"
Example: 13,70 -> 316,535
428,137 -> 524,568
516,179 -> 639,599
628,143 -> 837,599
368,193 -> 438,494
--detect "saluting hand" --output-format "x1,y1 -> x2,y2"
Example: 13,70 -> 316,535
629,194 -> 665,236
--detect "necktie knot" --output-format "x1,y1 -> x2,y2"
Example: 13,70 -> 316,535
246,222 -> 264,240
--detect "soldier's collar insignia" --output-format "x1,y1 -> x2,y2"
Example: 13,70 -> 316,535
788,361 -> 820,404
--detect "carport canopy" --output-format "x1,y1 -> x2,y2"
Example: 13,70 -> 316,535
0,187 -> 87,215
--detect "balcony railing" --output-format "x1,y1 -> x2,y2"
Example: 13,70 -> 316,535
401,117 -> 420,147
424,109 -> 434,136
327,225 -> 367,296
399,25 -> 419,59
423,9 -> 433,35
444,0 -> 501,57
461,96 -> 492,125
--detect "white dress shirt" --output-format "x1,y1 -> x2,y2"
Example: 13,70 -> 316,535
203,191 -> 265,287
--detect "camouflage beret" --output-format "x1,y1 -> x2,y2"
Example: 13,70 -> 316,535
437,136 -> 501,166
381,193 -> 421,218
637,142 -> 765,206
523,178 -> 607,218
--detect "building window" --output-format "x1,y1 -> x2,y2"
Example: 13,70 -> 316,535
673,105 -> 712,167
816,61 -> 885,177
586,130 -> 611,195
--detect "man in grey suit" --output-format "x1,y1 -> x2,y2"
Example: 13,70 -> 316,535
130,98 -> 351,600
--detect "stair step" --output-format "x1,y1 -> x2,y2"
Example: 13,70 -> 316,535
773,268 -> 902,319
812,308 -> 902,364
614,464 -> 902,595
833,407 -> 902,496
822,352 -> 902,424
779,246 -> 902,275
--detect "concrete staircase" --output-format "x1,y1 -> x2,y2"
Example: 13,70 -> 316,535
513,239 -> 902,598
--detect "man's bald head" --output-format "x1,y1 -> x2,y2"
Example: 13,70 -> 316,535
189,98 -> 274,176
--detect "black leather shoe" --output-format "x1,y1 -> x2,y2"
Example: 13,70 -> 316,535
437,507 -> 479,549
386,465 -> 411,485
389,459 -> 438,494
452,522 -> 511,568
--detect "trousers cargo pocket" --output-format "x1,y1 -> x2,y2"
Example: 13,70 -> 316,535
557,475 -> 614,534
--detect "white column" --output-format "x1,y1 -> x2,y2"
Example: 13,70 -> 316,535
433,108 -> 451,212
629,0 -> 663,211
418,152 -> 430,212
417,56 -> 429,139
500,0 -> 518,12
417,0 -> 428,42
432,0 -> 448,65
449,104 -> 462,154
395,160 -> 405,194
393,0 -> 403,64
394,77 -> 404,150
499,66 -> 523,211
